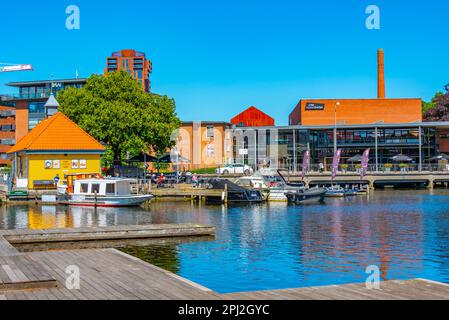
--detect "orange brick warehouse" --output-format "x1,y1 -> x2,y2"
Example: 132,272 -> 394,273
289,98 -> 422,126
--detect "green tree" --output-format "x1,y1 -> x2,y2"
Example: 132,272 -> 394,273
57,71 -> 180,164
422,91 -> 444,114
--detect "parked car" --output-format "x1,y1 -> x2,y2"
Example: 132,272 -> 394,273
216,164 -> 253,176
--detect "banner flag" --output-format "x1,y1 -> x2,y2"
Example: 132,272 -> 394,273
301,150 -> 310,180
332,149 -> 342,180
361,148 -> 370,179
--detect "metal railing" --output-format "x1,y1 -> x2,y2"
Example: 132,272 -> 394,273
286,163 -> 449,174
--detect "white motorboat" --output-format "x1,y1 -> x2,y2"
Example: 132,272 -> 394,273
63,178 -> 153,207
235,169 -> 307,202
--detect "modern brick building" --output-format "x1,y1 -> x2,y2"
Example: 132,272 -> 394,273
105,49 -> 152,92
231,49 -> 449,171
288,49 -> 422,126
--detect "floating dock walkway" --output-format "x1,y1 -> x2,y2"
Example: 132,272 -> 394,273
0,224 -> 215,244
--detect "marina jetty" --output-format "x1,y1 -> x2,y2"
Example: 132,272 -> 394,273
254,170 -> 449,190
0,224 -> 449,299
0,231 -> 449,300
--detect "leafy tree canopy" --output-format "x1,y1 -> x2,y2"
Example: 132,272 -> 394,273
423,87 -> 447,121
57,71 -> 180,164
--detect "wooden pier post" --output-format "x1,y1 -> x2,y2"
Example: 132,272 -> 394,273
224,183 -> 228,204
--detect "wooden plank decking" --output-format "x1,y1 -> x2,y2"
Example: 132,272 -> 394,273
2,225 -> 449,299
223,279 -> 449,300
0,223 -> 215,295
1,248 -> 221,300
0,224 -> 215,244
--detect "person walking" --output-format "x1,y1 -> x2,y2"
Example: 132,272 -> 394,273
319,162 -> 324,174
157,173 -> 165,188
192,174 -> 199,188
53,174 -> 60,187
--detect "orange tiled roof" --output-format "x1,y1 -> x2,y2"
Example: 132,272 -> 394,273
7,112 -> 106,154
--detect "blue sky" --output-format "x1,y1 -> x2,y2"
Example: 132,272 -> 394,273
1,0 -> 448,125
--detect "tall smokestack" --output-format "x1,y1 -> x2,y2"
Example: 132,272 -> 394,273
377,48 -> 386,99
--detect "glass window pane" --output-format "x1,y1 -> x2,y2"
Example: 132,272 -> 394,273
80,183 -> 89,193
106,183 -> 115,195
91,184 -> 100,194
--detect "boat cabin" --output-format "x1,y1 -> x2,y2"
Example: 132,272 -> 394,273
73,179 -> 132,196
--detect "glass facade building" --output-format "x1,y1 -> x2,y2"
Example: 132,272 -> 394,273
5,78 -> 87,130
232,123 -> 443,172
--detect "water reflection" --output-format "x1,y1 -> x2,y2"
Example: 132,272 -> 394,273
2,191 -> 449,293
0,205 -> 157,230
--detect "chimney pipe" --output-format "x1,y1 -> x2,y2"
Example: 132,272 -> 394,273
377,48 -> 386,99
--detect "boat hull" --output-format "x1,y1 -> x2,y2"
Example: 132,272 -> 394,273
285,188 -> 327,204
66,194 -> 154,207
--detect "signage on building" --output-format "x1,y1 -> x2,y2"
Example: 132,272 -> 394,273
305,102 -> 325,111
239,149 -> 248,155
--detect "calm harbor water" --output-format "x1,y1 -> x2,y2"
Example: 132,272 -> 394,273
2,190 -> 449,293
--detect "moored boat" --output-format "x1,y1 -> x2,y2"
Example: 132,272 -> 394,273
325,185 -> 347,197
61,178 -> 153,207
284,187 -> 327,204
207,179 -> 264,203
325,185 -> 360,197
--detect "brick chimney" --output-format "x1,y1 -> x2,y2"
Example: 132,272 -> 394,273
377,48 -> 386,99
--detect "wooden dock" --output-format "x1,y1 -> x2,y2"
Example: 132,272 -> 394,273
0,223 -> 214,295
0,224 -> 215,244
223,279 -> 449,300
151,187 -> 224,200
1,249 -> 449,300
2,225 -> 449,299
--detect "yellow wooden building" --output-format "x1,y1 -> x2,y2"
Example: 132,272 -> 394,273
7,112 -> 106,190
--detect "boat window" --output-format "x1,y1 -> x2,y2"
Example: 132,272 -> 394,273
106,183 -> 115,195
80,183 -> 89,193
91,183 -> 100,194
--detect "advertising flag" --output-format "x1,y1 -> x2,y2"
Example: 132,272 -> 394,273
301,150 -> 310,180
361,148 -> 370,179
332,149 -> 342,180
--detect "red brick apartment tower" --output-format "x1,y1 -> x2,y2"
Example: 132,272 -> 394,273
0,105 -> 16,166
104,49 -> 152,92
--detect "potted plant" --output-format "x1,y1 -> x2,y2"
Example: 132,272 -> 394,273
340,164 -> 348,173
399,163 -> 408,172
384,163 -> 393,172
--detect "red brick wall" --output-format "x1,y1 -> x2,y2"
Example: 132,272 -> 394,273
231,106 -> 275,127
289,98 -> 422,126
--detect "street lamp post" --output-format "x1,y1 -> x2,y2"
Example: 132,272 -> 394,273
334,101 -> 340,154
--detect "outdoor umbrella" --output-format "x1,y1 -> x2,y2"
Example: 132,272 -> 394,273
390,154 -> 413,162
158,153 -> 191,163
128,153 -> 158,162
347,154 -> 363,163
430,154 -> 449,162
